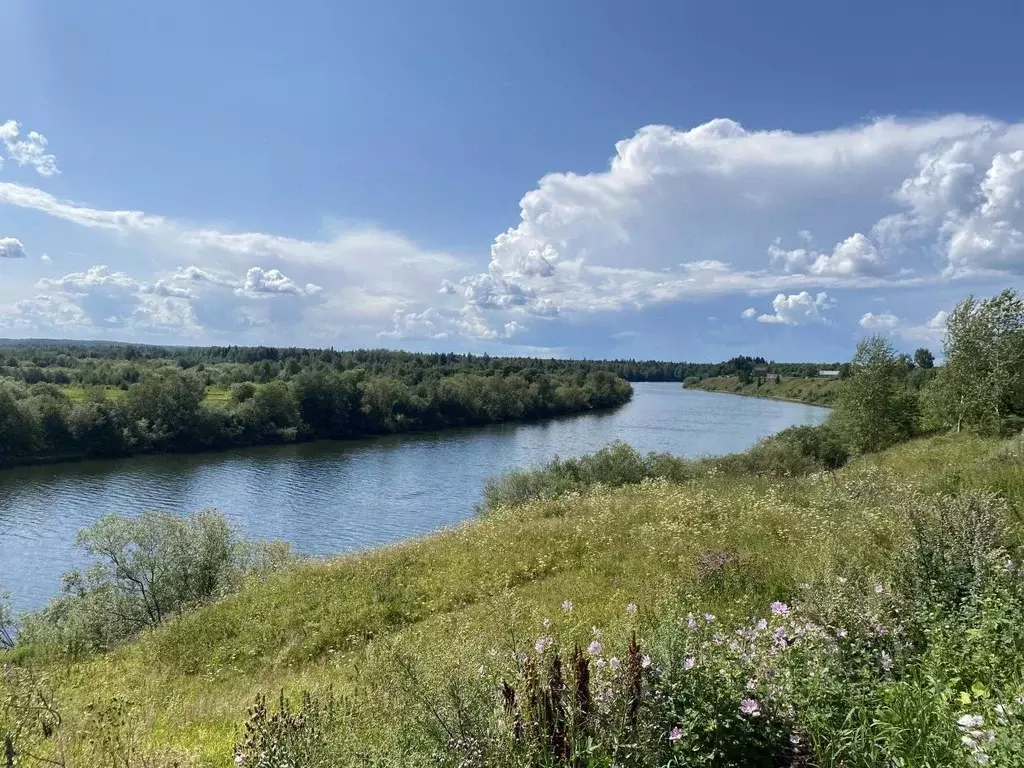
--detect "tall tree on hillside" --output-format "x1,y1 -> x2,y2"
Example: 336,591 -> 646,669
925,290 -> 1024,433
833,335 -> 918,453
914,347 -> 935,369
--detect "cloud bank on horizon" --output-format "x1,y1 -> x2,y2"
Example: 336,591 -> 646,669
0,114 -> 1022,357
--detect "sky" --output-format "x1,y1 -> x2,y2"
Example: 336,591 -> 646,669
1,0 -> 1023,362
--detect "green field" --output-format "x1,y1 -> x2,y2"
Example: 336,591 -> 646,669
687,374 -> 842,406
59,384 -> 233,405
7,431 -> 1022,766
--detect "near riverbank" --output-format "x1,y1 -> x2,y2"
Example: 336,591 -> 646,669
5,430 -> 1024,766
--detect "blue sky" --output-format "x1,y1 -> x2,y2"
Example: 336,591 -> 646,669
1,0 -> 1023,362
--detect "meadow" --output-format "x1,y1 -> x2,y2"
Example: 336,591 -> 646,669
3,430 -> 1023,767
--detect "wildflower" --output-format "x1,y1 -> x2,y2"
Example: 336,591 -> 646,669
683,656 -> 696,671
874,584 -> 885,594
609,657 -> 622,671
790,733 -> 801,745
592,626 -> 603,639
588,640 -> 603,656
755,618 -> 768,631
958,715 -> 985,729
686,613 -> 698,630
770,601 -> 791,617
535,636 -> 553,654
561,600 -> 573,613
746,678 -> 757,691
973,755 -> 991,765
880,651 -> 893,671
704,613 -> 716,623
740,698 -> 762,717
542,617 -> 551,629
836,628 -> 848,638
1006,559 -> 1017,571
234,754 -> 245,767
641,654 -> 652,669
837,576 -> 848,584
626,602 -> 638,615
669,726 -> 683,742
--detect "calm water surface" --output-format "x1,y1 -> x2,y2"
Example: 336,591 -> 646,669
0,384 -> 827,612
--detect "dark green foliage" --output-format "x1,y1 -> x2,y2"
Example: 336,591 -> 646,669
482,426 -> 848,509
833,336 -> 920,453
235,691 -> 340,768
0,347 -> 634,467
914,347 -> 935,369
19,509 -> 292,655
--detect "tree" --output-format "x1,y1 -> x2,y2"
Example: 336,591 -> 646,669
914,348 -> 935,369
23,510 -> 290,653
924,290 -> 1024,433
833,335 -> 918,453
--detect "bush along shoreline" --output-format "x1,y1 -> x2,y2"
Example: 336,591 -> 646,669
2,288 -> 1024,767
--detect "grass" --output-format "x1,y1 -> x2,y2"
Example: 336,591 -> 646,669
9,431 -> 1022,766
688,375 -> 842,406
60,385 -> 233,406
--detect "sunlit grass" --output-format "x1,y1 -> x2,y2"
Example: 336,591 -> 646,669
59,384 -> 233,405
26,432 -> 1021,765
691,375 -> 841,405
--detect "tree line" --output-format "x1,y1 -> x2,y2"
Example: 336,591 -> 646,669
0,364 -> 633,467
0,342 -> 845,388
833,289 -> 1024,453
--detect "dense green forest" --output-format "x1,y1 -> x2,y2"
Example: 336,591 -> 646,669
0,341 -> 839,386
0,346 -> 633,467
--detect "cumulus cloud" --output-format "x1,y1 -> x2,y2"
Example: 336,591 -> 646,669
741,307 -> 757,319
0,294 -> 89,331
754,291 -> 834,325
769,232 -> 888,277
3,113 -> 1024,346
858,309 -> 949,344
858,312 -> 901,331
379,305 -> 526,341
0,237 -> 26,259
379,307 -> 451,340
0,121 -> 59,176
236,267 -> 321,298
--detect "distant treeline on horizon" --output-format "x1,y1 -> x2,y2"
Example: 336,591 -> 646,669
0,339 -> 842,384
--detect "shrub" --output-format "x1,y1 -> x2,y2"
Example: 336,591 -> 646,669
18,510 -> 292,655
235,691 -> 340,768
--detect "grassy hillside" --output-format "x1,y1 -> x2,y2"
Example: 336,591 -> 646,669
6,431 -> 1023,766
687,374 -> 842,406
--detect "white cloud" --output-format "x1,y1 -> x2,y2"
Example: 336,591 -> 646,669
0,182 -> 165,231
858,309 -> 949,344
39,265 -> 137,293
379,307 -> 450,340
755,291 -> 834,325
0,121 -> 59,177
769,232 -> 888,277
0,294 -> 89,331
0,237 -> 26,259
236,266 -> 321,298
740,307 -> 757,319
40,253 -> 51,263
2,113 -> 1024,347
858,311 -> 901,331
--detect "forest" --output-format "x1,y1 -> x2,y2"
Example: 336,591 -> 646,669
0,346 -> 633,467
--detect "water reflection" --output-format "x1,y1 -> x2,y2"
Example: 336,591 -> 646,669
0,384 -> 828,612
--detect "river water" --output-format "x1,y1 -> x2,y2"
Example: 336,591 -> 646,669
0,384 -> 828,613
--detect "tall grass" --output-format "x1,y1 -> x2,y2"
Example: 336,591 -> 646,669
2,431 -> 1023,766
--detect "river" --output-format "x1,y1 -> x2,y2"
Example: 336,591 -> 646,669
0,384 -> 828,613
